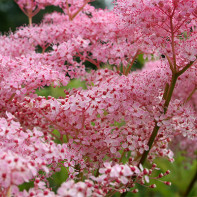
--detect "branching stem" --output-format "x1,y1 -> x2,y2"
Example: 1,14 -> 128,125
119,57 -> 196,196
125,50 -> 140,75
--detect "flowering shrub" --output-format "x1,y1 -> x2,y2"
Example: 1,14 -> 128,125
0,0 -> 197,196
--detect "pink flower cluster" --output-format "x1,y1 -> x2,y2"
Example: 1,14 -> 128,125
0,0 -> 196,196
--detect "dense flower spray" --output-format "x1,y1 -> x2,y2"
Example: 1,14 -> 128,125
0,0 -> 196,196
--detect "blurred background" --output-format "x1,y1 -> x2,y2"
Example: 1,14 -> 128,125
0,0 -> 196,196
0,0 -> 113,33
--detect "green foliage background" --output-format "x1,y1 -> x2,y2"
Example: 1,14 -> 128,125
0,0 -> 196,196
0,0 -> 108,33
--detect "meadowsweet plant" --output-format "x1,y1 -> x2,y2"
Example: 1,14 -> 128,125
0,0 -> 197,196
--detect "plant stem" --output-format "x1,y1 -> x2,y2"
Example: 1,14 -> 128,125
183,87 -> 196,105
120,74 -> 178,197
8,93 -> 16,102
139,73 -> 178,165
112,57 -> 196,196
170,17 -> 177,71
184,170 -> 197,197
114,51 -> 196,197
125,50 -> 140,76
163,74 -> 178,113
139,122 -> 160,165
177,58 -> 197,76
6,186 -> 11,197
119,151 -> 125,163
29,16 -> 32,26
70,0 -> 90,20
163,83 -> 170,100
165,54 -> 174,72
